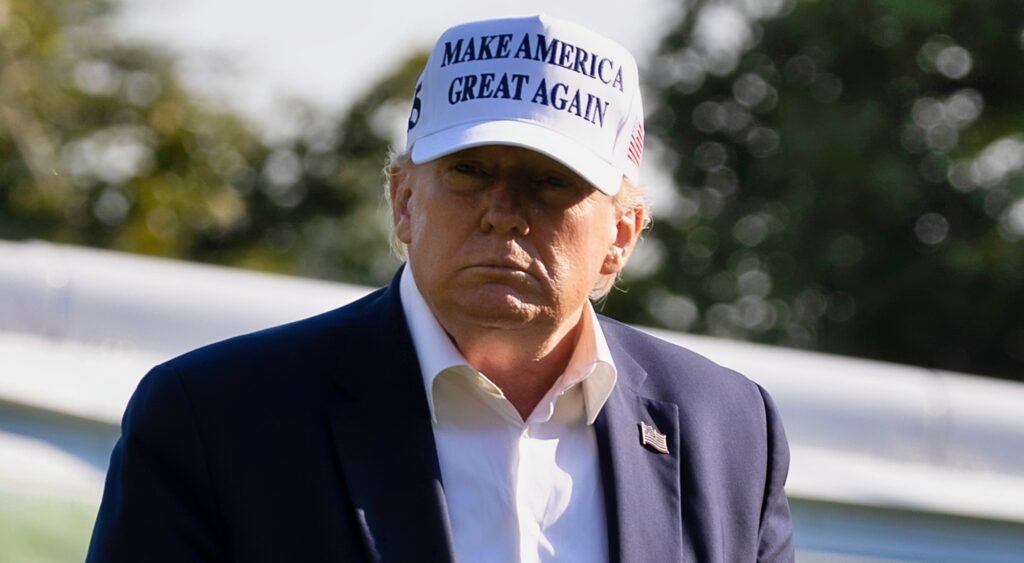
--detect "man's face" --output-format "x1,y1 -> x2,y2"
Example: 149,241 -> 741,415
392,145 -> 639,333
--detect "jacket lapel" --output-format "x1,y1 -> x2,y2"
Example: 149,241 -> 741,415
326,273 -> 455,563
596,326 -> 691,563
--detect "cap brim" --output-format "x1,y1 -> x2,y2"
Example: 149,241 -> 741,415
410,120 -> 623,196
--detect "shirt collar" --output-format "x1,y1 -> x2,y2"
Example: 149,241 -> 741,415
400,265 -> 470,422
575,300 -> 618,425
399,265 -> 617,425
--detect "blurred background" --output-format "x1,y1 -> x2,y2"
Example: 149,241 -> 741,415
2,0 -> 1023,561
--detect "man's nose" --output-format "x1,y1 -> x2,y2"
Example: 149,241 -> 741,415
480,181 -> 529,235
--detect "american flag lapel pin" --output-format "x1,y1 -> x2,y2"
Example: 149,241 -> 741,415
639,421 -> 669,454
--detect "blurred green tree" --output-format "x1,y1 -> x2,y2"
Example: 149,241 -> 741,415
602,0 -> 1024,380
0,0 -> 413,286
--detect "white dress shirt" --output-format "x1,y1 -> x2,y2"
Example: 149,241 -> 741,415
399,266 -> 617,563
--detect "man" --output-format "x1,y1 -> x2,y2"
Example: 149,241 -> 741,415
87,15 -> 794,563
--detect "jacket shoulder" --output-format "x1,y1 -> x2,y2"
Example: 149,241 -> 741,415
158,285 -> 393,390
597,315 -> 770,414
600,316 -> 755,384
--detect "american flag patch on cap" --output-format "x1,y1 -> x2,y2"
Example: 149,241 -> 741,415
626,120 -> 645,167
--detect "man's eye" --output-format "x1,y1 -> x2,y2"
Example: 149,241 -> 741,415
445,162 -> 490,192
539,175 -> 569,188
453,162 -> 484,175
538,173 -> 588,196
531,176 -> 589,207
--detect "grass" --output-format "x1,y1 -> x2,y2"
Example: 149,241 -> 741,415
0,490 -> 97,563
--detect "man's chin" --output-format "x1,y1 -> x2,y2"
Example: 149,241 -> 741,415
462,265 -> 540,288
451,286 -> 550,326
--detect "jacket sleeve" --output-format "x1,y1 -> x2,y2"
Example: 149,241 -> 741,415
756,384 -> 796,563
86,364 -> 227,562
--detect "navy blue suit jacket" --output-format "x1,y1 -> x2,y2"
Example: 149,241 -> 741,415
87,273 -> 794,562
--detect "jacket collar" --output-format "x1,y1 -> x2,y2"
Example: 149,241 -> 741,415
595,318 -> 693,563
326,268 -> 456,563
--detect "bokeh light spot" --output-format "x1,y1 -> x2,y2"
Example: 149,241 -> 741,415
914,212 -> 950,245
935,46 -> 973,79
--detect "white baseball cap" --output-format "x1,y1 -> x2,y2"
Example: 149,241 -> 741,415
404,14 -> 645,196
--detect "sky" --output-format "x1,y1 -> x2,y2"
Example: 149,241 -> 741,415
117,0 -> 681,138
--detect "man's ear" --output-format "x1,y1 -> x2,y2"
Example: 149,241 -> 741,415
601,206 -> 646,275
390,165 -> 413,244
